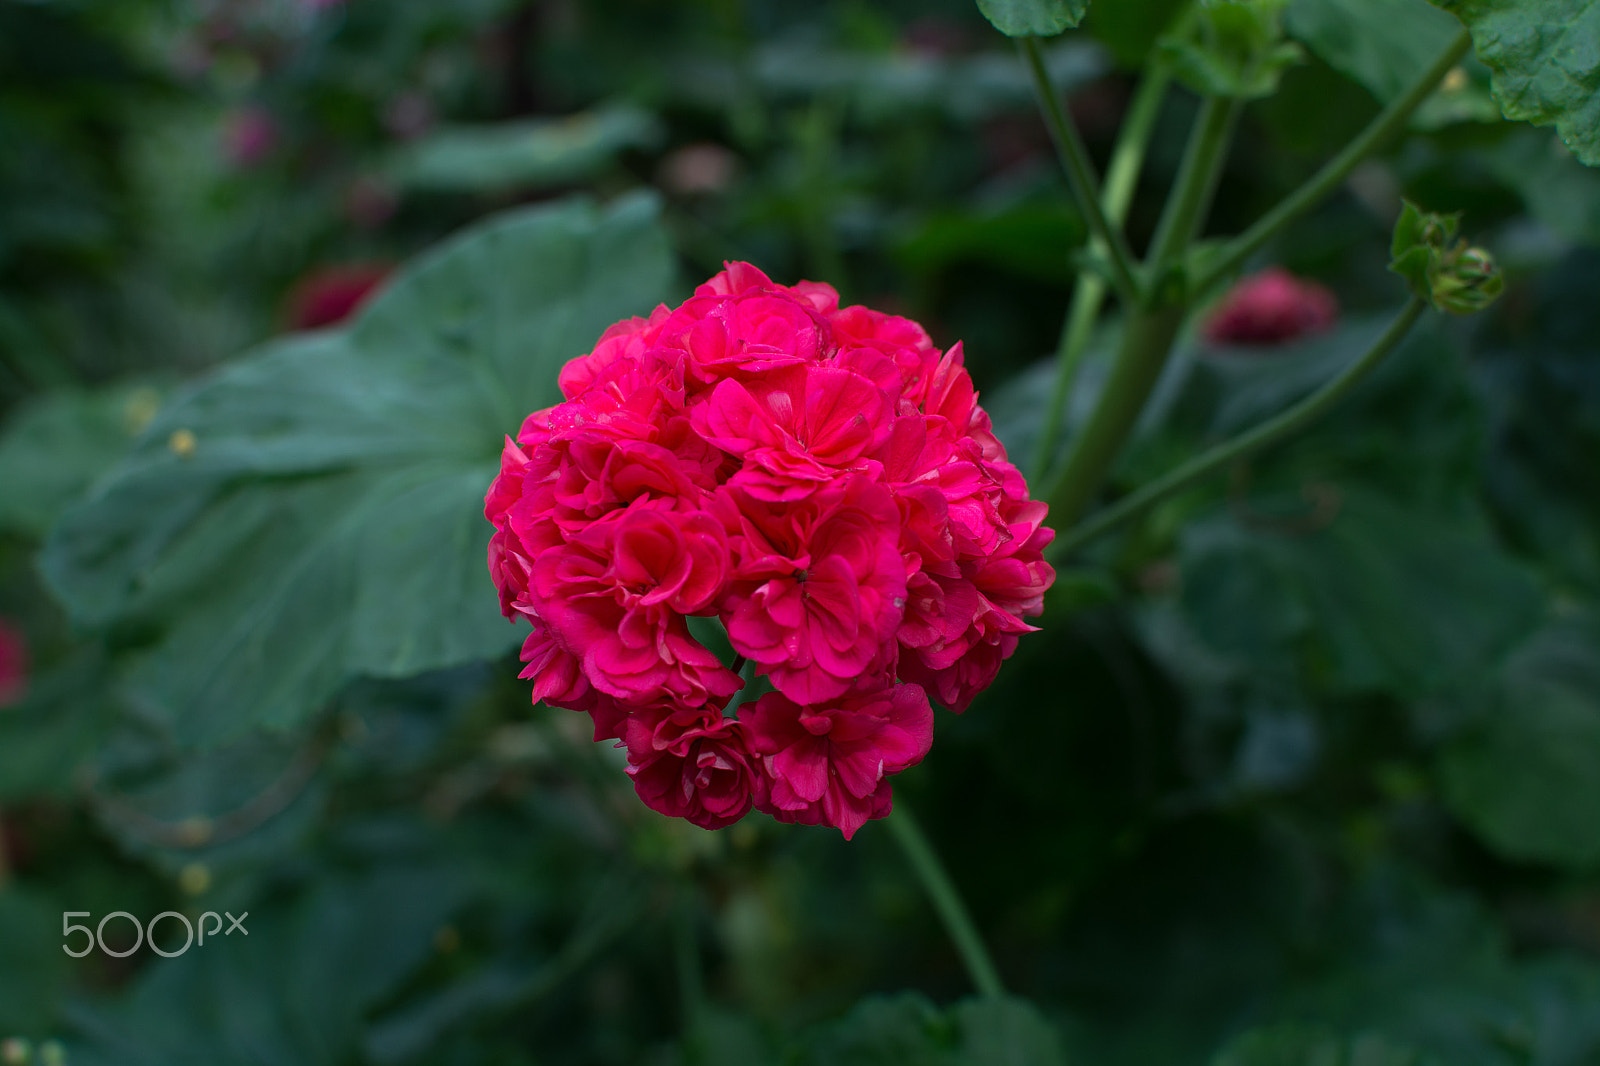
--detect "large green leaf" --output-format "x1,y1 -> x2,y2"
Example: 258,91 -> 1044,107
0,382 -> 161,538
1177,490 -> 1543,697
69,866 -> 467,1066
1488,127 -> 1600,246
1429,0 -> 1600,166
1439,613 -> 1600,868
1287,0 -> 1498,127
40,194 -> 677,746
388,105 -> 662,196
976,0 -> 1089,38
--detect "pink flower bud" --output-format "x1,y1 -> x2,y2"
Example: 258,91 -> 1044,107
1203,267 -> 1339,347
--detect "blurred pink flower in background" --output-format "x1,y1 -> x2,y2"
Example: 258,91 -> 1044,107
658,143 -> 738,197
223,106 -> 279,168
0,619 -> 28,708
1204,267 -> 1340,347
286,264 -> 391,330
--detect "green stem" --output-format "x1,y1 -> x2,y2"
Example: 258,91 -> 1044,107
1193,30 -> 1472,297
1145,95 -> 1240,288
1020,36 -> 1143,307
1044,304 -> 1186,526
1041,90 -> 1240,527
1031,68 -> 1171,484
675,886 -> 706,1029
1049,298 -> 1428,560
886,804 -> 1005,998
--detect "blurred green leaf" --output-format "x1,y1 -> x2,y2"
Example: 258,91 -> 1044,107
794,994 -> 1066,1066
896,202 -> 1085,285
388,105 -> 663,196
70,865 -> 466,1066
0,889 -> 67,1036
1286,0 -> 1496,126
1439,613 -> 1600,869
1488,128 -> 1600,246
950,997 -> 1068,1066
1428,0 -> 1600,166
0,382 -> 160,538
0,647 -> 118,802
975,0 -> 1089,38
40,194 -> 676,746
1213,1024 -> 1436,1066
1085,0 -> 1191,66
1178,490 -> 1542,696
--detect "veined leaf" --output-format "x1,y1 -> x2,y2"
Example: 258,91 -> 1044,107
41,194 -> 677,746
1287,0 -> 1498,127
1429,0 -> 1600,166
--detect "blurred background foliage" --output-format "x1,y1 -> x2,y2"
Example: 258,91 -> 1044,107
2,0 -> 1600,1062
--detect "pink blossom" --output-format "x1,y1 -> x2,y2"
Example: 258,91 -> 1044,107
624,705 -> 758,829
716,478 -> 906,704
1204,267 -> 1339,347
744,683 -> 933,840
484,261 -> 1053,836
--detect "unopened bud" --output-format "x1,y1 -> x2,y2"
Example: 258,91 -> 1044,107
1433,245 -> 1504,316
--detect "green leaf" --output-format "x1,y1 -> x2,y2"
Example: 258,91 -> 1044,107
0,889 -> 68,1035
0,382 -> 162,538
0,647 -> 118,802
797,994 -> 950,1066
1429,0 -> 1600,166
1439,613 -> 1600,868
388,105 -> 663,196
1178,490 -> 1543,697
975,0 -> 1089,38
40,194 -> 677,746
1212,1024 -> 1437,1066
70,866 -> 467,1065
950,998 -> 1068,1066
1085,0 -> 1190,66
1286,0 -> 1495,126
1488,127 -> 1600,246
793,995 -> 1065,1066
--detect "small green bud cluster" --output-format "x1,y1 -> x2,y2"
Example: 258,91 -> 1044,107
1159,0 -> 1304,99
1389,201 -> 1505,315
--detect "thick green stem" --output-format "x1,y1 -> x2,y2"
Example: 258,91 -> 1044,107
1193,31 -> 1472,297
1031,68 -> 1171,483
1041,90 -> 1240,527
1145,95 -> 1240,286
1050,298 -> 1428,560
1044,304 -> 1186,526
886,805 -> 1005,998
1020,36 -> 1143,307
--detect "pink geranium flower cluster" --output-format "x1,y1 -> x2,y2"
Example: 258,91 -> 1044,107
484,263 -> 1054,838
